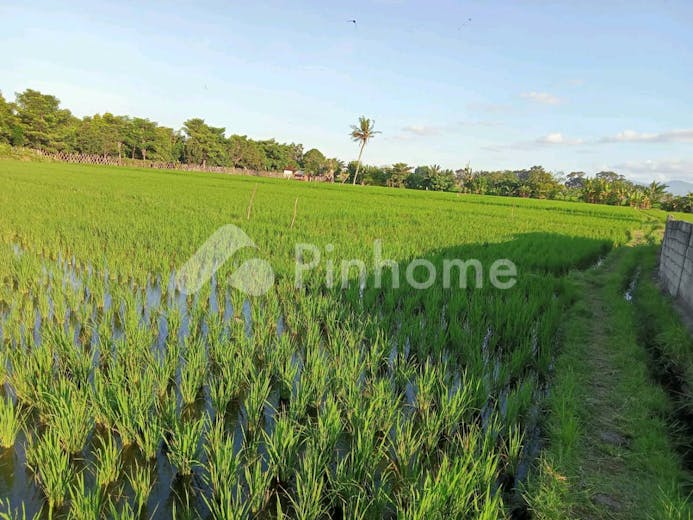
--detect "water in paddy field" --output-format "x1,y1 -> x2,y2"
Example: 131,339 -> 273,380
0,243 -> 553,518
624,267 -> 641,302
0,248 -> 285,518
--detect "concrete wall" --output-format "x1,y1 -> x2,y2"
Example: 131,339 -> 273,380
660,218 -> 693,313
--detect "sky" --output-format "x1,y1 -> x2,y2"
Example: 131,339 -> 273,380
2,0 -> 692,182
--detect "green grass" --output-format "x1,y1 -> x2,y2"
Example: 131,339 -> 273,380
525,235 -> 692,518
0,158 -> 690,516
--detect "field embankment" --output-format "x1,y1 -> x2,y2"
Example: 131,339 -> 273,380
527,226 -> 693,519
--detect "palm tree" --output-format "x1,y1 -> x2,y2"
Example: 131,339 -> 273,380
349,116 -> 380,185
647,181 -> 668,206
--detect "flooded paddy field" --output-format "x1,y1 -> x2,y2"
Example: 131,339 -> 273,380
0,160 -> 657,518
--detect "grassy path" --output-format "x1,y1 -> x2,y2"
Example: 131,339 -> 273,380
526,229 -> 692,519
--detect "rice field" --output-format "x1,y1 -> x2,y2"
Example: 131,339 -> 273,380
0,160 -> 668,518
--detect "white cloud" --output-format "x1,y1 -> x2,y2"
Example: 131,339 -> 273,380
520,91 -> 562,105
466,102 -> 511,113
609,159 -> 693,183
401,125 -> 441,136
601,129 -> 693,143
457,120 -> 501,127
535,132 -> 583,145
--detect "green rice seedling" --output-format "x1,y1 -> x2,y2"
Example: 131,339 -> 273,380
0,350 -> 8,386
171,487 -> 197,520
438,375 -> 478,439
111,380 -> 153,447
49,328 -> 94,386
134,411 -> 163,460
106,500 -> 136,520
387,416 -> 424,487
180,338 -> 206,405
314,395 -> 342,459
288,378 -> 312,424
244,455 -> 273,516
348,424 -> 387,486
8,342 -> 53,409
127,461 -> 154,517
302,349 -> 332,412
204,417 -> 242,496
0,499 -> 41,520
287,445 -> 328,520
402,451 -> 504,519
43,377 -> 93,454
277,353 -> 299,403
90,370 -> 115,429
263,413 -> 304,486
166,413 -> 206,476
501,426 -> 524,482
339,491 -> 374,520
203,485 -> 249,520
149,343 -> 179,399
158,388 -> 180,433
93,432 -> 121,488
67,472 -> 108,520
0,395 -> 25,448
208,371 -> 233,418
243,369 -> 271,436
504,377 -> 536,428
25,430 -> 74,514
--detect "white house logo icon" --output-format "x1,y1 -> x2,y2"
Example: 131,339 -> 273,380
175,224 -> 274,296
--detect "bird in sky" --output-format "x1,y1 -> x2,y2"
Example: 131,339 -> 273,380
346,19 -> 357,25
458,17 -> 472,29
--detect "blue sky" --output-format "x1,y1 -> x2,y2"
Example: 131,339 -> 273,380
3,0 -> 692,182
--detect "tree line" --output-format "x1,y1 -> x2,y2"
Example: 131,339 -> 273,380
0,89 -> 334,173
0,88 -> 690,212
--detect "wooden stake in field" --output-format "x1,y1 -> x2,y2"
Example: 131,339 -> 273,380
291,197 -> 299,229
247,184 -> 258,220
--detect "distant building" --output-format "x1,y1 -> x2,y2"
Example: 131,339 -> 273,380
282,168 -> 296,179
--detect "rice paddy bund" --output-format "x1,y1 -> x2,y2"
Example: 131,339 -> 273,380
0,160 -> 663,518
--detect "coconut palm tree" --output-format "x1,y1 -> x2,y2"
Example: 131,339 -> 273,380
349,116 -> 380,185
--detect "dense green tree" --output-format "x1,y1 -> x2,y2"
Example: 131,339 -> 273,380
0,92 -> 21,145
302,148 -> 327,176
661,193 -> 693,213
428,165 -> 456,191
149,126 -> 182,162
14,89 -> 76,151
387,163 -> 413,188
405,167 -> 428,190
126,118 -> 159,160
526,165 -> 561,199
259,139 -> 301,171
455,164 -> 473,190
361,164 -> 390,186
76,113 -> 128,157
227,135 -> 265,170
565,171 -> 586,190
596,170 -> 625,183
182,118 -> 226,166
324,158 -> 343,182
